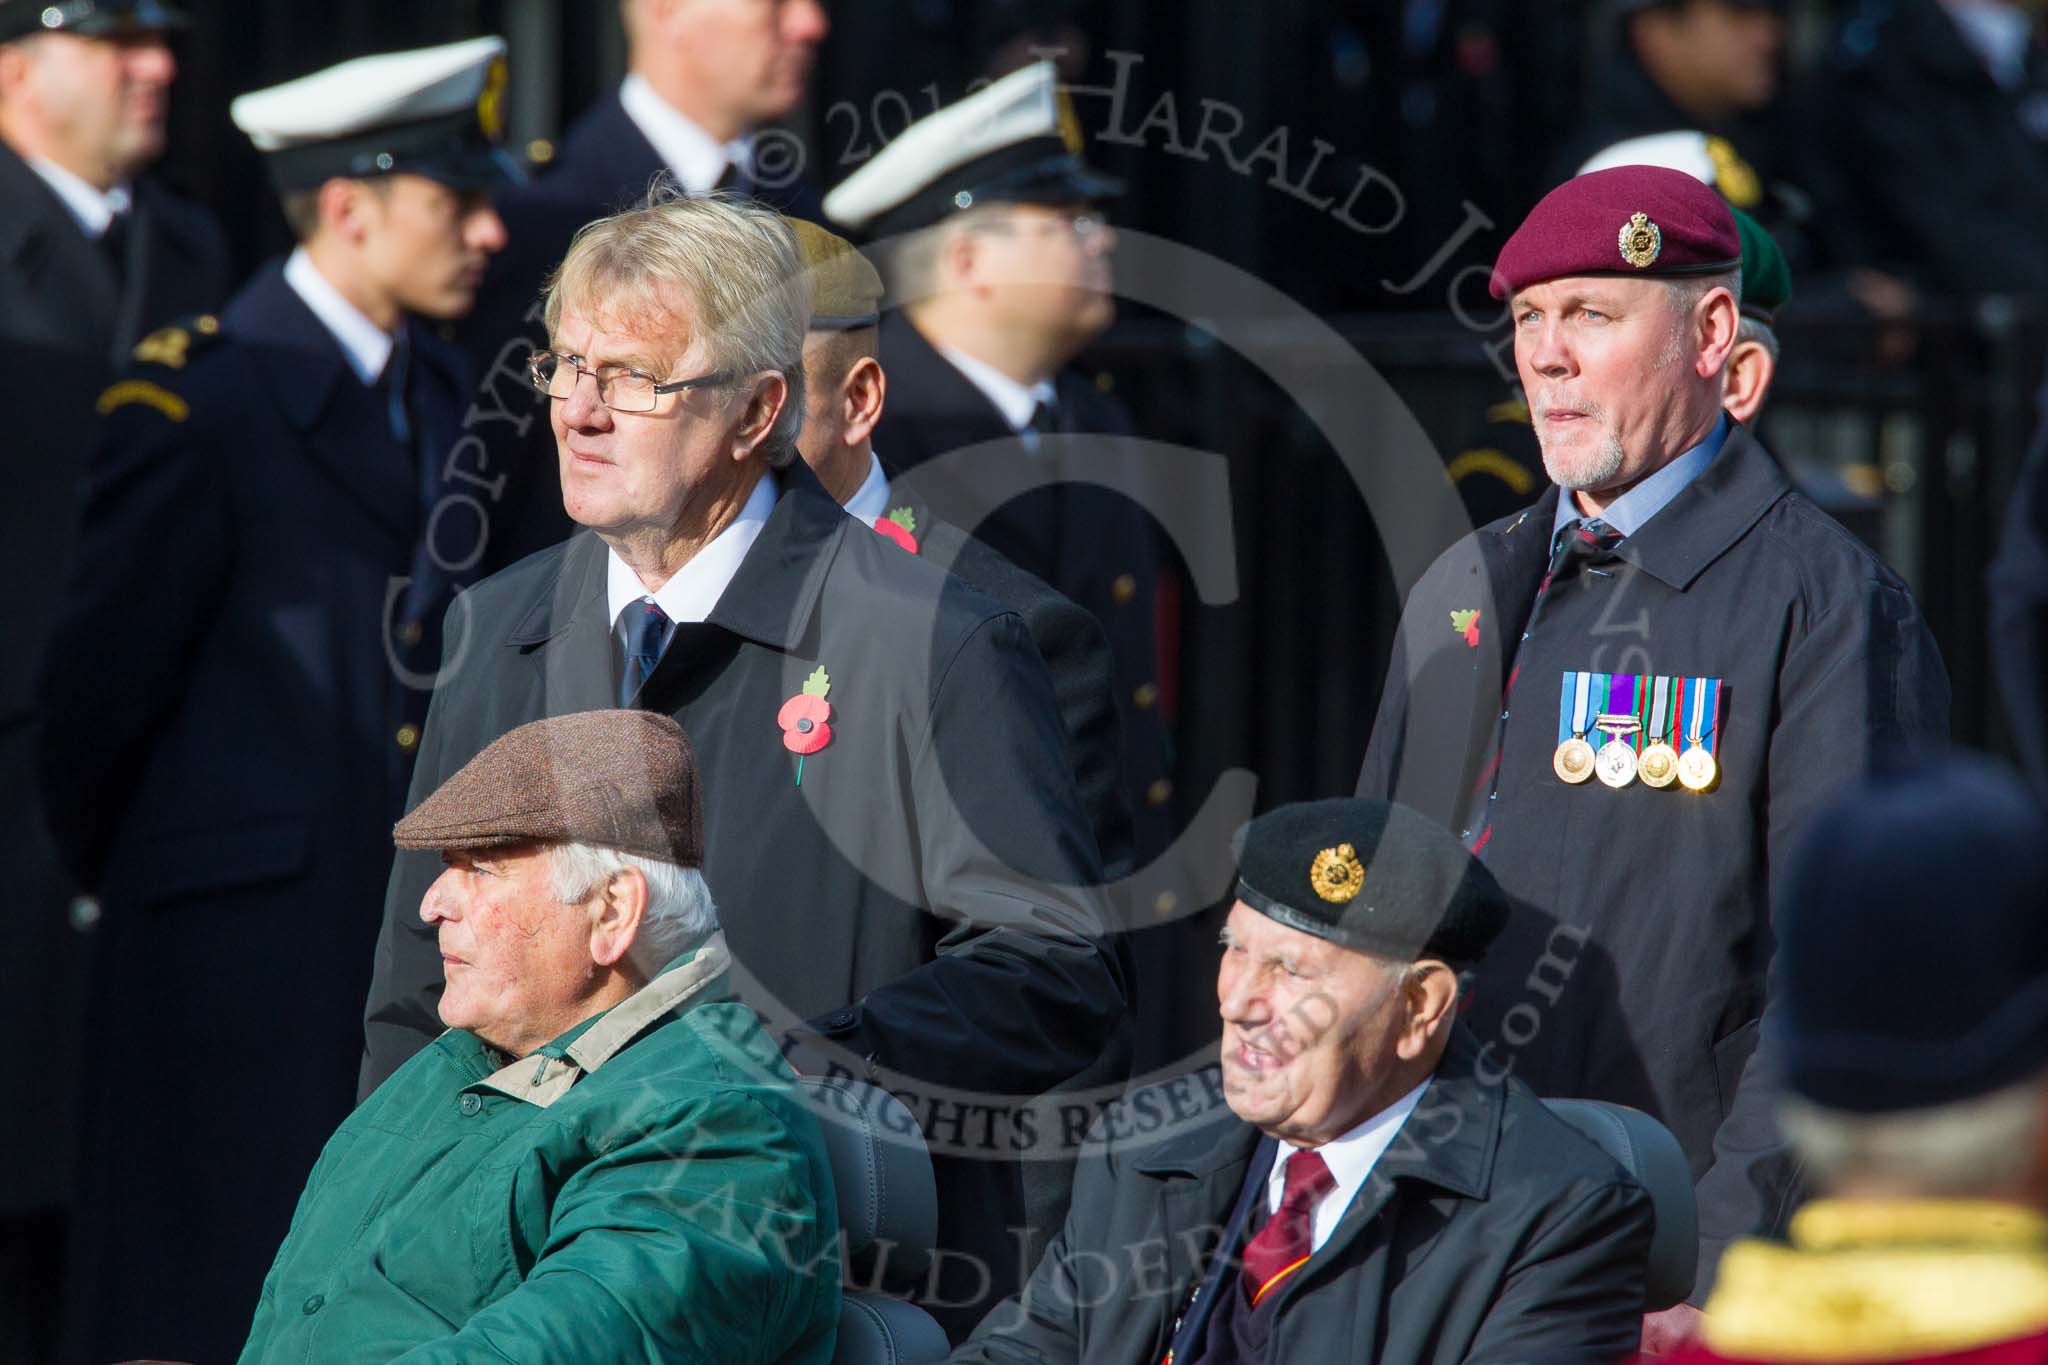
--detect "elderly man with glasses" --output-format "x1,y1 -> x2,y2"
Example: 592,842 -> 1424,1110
362,188 -> 1129,1343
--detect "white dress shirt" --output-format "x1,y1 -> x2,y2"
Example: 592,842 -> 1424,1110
939,344 -> 1060,450
27,155 -> 130,238
1267,1079 -> 1429,1254
841,452 -> 891,527
605,471 -> 778,630
283,247 -> 394,385
617,74 -> 751,193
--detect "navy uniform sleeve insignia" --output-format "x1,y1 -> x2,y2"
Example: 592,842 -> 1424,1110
99,313 -> 223,421
95,380 -> 190,422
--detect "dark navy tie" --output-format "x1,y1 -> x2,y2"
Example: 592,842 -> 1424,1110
377,328 -> 413,448
619,599 -> 672,705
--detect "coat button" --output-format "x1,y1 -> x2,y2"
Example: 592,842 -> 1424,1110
396,723 -> 421,752
1146,779 -> 1173,807
302,1294 -> 325,1315
459,1093 -> 482,1116
1134,682 -> 1159,710
1154,891 -> 1178,916
819,1008 -> 857,1032
398,620 -> 423,647
1111,574 -> 1137,605
68,895 -> 101,932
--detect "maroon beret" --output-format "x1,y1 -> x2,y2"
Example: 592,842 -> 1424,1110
1490,165 -> 1740,300
393,710 -> 705,867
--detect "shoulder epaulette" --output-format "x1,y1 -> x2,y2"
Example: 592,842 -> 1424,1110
129,312 -> 224,371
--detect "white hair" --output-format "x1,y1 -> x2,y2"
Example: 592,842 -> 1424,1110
1780,1078 -> 2048,1199
547,841 -> 718,974
545,185 -> 810,467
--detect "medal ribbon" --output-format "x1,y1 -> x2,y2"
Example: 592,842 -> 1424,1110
1557,671 -> 1595,746
1647,675 -> 1674,748
1683,676 -> 1721,754
1603,673 -> 1635,740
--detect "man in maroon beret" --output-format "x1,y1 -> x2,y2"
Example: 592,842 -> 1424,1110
1357,164 -> 1950,1351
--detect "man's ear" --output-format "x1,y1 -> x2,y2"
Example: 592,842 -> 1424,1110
1722,336 -> 1775,425
841,355 -> 886,447
1395,960 -> 1461,1062
589,866 -> 649,969
1694,286 -> 1742,380
319,177 -> 376,247
938,223 -> 984,295
730,371 -> 790,462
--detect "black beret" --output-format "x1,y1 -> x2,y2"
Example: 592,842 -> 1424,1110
0,0 -> 186,43
1234,798 -> 1510,966
1776,754 -> 2048,1114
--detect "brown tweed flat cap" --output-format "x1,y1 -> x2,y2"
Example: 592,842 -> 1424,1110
786,215 -> 883,331
393,710 -> 704,866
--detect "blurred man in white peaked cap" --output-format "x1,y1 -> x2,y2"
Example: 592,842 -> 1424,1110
39,36 -> 519,1365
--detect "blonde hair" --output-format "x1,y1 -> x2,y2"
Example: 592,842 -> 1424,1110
546,184 -> 811,466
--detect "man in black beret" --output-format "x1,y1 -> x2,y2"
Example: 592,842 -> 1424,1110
951,797 -> 1656,1365
1661,755 -> 2048,1363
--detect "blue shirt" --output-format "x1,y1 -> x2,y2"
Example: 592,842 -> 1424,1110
1552,413 -> 1730,542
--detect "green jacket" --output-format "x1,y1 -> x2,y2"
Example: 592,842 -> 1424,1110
239,934 -> 839,1364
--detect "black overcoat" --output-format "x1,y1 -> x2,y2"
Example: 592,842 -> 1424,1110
37,262 -> 468,1364
872,311 -> 1175,866
950,1029 -> 1654,1365
0,141 -> 228,1226
1992,395 -> 2048,802
359,461 -> 1130,1335
1357,427 -> 1950,1295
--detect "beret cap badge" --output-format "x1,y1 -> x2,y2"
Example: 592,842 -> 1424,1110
1309,843 -> 1366,905
1619,210 -> 1662,269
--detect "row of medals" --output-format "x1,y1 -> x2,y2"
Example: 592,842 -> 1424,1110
1553,712 -> 1717,791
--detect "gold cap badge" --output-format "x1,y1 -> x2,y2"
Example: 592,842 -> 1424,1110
1310,843 -> 1365,905
1619,211 -> 1662,269
476,55 -> 508,142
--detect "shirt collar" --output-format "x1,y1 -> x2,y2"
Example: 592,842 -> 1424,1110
283,247 -> 395,385
617,73 -> 749,194
26,156 -> 130,237
938,343 -> 1058,435
472,932 -> 732,1108
1552,411 -> 1730,542
1267,1079 -> 1428,1245
605,470 -> 779,630
842,452 -> 891,526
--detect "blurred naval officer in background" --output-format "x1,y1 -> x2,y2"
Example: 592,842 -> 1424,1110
827,59 -> 1178,883
38,37 -> 516,1364
0,11 -> 228,1346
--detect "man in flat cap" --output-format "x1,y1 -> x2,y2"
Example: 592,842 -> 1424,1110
952,797 -> 1656,1364
1356,164 -> 1949,1347
825,61 -> 1178,874
361,190 -> 1127,1342
240,708 -> 838,1364
1664,755 -> 2048,1364
37,37 -> 516,1362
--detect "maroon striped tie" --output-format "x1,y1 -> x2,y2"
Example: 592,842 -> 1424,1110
1241,1148 -> 1335,1307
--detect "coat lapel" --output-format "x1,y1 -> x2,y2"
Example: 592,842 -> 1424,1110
505,532 -> 617,716
235,266 -> 419,548
1138,1115 -> 1268,1363
0,143 -> 118,358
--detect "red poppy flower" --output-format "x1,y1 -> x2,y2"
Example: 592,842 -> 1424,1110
778,693 -> 832,754
873,518 -> 918,554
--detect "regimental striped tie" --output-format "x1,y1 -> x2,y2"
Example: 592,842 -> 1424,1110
1241,1148 -> 1335,1307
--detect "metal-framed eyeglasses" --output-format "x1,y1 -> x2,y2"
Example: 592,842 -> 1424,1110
527,350 -> 733,414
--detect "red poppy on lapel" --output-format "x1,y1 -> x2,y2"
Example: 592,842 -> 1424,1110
874,506 -> 919,554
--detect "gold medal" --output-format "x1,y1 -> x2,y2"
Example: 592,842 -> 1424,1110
1638,742 -> 1679,788
1678,744 -> 1718,791
1553,736 -> 1596,784
1595,738 -> 1638,788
